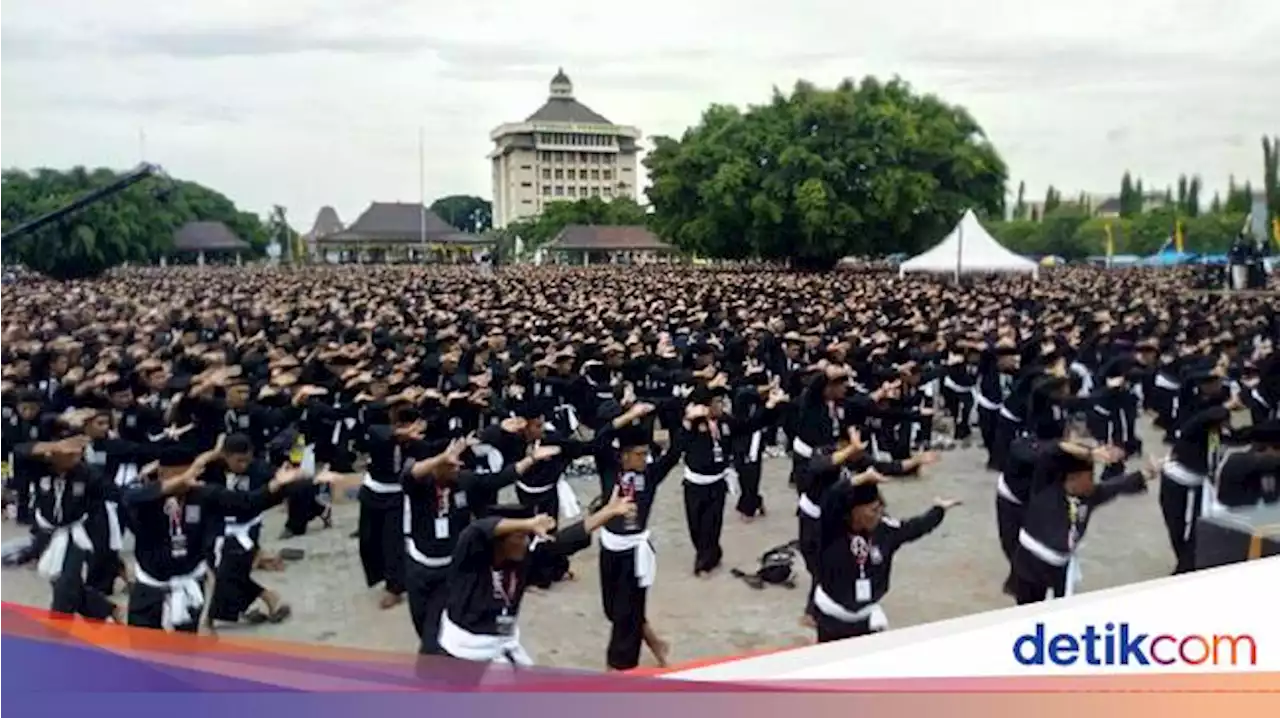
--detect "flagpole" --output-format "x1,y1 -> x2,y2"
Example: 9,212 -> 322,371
138,128 -> 147,164
418,126 -> 426,263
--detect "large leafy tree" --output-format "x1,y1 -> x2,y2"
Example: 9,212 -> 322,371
430,195 -> 493,235
644,77 -> 1008,269
2,166 -> 267,279
495,196 -> 648,259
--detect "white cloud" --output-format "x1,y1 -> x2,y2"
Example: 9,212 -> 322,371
3,0 -> 1277,230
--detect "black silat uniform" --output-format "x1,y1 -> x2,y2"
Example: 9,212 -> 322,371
439,516 -> 593,665
357,423 -> 410,596
402,446 -> 522,655
203,459 -> 273,623
596,426 -> 687,670
123,477 -> 297,631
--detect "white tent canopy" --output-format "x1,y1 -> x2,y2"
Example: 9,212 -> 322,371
898,209 -> 1038,278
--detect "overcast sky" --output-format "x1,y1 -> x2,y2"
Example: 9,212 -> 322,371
3,0 -> 1278,230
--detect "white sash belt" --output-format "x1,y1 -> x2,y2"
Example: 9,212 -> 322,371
555,479 -> 581,519
1161,460 -> 1206,487
104,500 -> 124,551
813,586 -> 888,631
999,406 -> 1021,423
112,462 -> 140,488
35,515 -> 93,580
361,472 -> 403,493
438,611 -> 532,665
798,493 -> 822,519
747,430 -> 762,464
792,437 -> 814,458
1018,529 -> 1070,567
995,473 -> 1022,505
405,538 -> 453,568
134,562 -> 208,630
223,514 -> 264,551
942,376 -> 970,394
599,528 -> 656,588
975,393 -> 999,411
1155,373 -> 1180,391
684,467 -> 740,496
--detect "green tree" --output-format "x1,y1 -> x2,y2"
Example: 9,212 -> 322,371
429,195 -> 493,234
644,77 -> 1007,268
264,205 -> 301,262
1176,175 -> 1189,212
503,196 -> 649,258
1043,186 -> 1061,216
1263,135 -> 1279,224
1210,192 -> 1223,214
1119,172 -> 1137,217
2,166 -> 266,279
1186,175 -> 1202,217
1013,181 -> 1027,220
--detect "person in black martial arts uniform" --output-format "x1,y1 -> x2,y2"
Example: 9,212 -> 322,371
437,491 -> 636,665
401,435 -> 561,654
977,342 -> 1019,470
356,402 -> 425,609
14,434 -> 123,622
731,364 -> 784,520
123,437 -> 315,632
1159,367 -> 1245,574
1011,444 -> 1153,604
941,345 -> 979,445
1215,421 -> 1280,508
1087,357 -> 1142,481
595,409 -> 687,670
4,389 -> 53,526
681,378 -> 785,576
813,473 -> 958,643
205,433 -> 293,626
795,423 -> 939,620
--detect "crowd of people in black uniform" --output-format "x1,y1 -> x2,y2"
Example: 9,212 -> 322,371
2,264 -> 1278,669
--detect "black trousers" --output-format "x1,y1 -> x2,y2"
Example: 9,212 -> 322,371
599,546 -> 648,670
47,542 -> 115,621
12,472 -> 35,524
798,512 -> 820,617
208,540 -> 264,622
1159,478 -> 1203,575
83,505 -> 123,596
943,389 -> 974,440
815,613 -> 876,643
358,488 -> 406,594
977,407 -> 998,467
1011,571 -> 1066,605
734,458 -> 764,517
683,480 -> 727,574
127,579 -> 204,632
285,483 -> 329,535
991,417 -> 1020,473
995,495 -> 1025,594
405,559 -> 450,655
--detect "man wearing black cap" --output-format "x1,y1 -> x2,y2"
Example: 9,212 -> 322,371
595,403 -> 685,670
401,435 -> 563,654
204,433 -> 293,626
976,341 -> 1019,470
814,473 -> 959,642
123,436 -> 315,632
1160,368 -> 1242,574
356,402 -> 424,609
13,433 -> 123,622
1087,356 -> 1142,481
1011,443 -> 1154,603
437,489 -> 636,665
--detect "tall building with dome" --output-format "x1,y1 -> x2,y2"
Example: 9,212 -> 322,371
488,68 -> 642,229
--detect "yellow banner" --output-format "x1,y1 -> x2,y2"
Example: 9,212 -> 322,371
1273,217 -> 1280,249
1104,223 -> 1115,257
1174,218 -> 1185,253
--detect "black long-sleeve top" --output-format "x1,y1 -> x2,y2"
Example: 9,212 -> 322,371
817,498 -> 945,614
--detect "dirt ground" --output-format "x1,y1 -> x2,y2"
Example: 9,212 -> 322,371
0,422 -> 1176,670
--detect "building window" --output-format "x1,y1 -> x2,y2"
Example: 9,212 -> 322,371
554,185 -> 564,196
622,166 -> 632,172
520,164 -> 531,170
539,151 -> 550,162
591,154 -> 600,164
520,181 -> 532,187
567,169 -> 576,180
602,154 -> 614,165
580,186 -> 588,197
591,169 -> 600,180
522,199 -> 532,204
567,186 -> 577,197
542,185 -> 551,196
579,152 -> 589,162
542,168 -> 551,179
591,186 -> 601,196
603,187 -> 613,197
603,169 -> 613,180
554,168 -> 564,179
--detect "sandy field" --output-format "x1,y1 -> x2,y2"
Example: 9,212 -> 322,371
0,422 -> 1175,670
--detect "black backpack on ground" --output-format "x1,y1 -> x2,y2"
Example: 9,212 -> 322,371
731,540 -> 800,589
